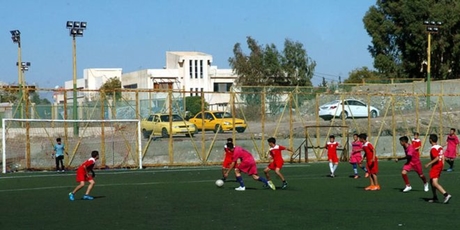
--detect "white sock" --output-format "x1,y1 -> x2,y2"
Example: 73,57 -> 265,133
332,164 -> 338,173
329,162 -> 334,173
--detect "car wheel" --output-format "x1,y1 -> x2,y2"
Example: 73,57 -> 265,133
142,129 -> 151,139
236,128 -> 245,133
340,111 -> 348,119
161,128 -> 169,138
370,110 -> 378,118
214,125 -> 223,133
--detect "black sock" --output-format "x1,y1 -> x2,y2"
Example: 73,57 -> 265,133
443,192 -> 449,197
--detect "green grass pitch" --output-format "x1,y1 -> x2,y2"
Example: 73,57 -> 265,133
0,160 -> 459,230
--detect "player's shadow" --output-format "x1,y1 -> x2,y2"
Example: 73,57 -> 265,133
79,195 -> 106,200
420,197 -> 439,203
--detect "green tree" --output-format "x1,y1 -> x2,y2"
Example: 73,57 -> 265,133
29,92 -> 51,105
99,77 -> 122,101
185,96 -> 208,118
364,0 -> 460,80
344,67 -> 380,84
228,36 -> 316,116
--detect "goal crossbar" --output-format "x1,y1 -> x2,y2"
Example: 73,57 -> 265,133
2,118 -> 142,173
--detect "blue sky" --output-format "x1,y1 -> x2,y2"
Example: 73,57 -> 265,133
0,0 -> 375,88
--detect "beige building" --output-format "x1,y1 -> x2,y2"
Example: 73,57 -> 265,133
56,52 -> 237,111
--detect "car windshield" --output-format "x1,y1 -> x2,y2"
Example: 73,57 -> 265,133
160,114 -> 184,122
213,112 -> 233,118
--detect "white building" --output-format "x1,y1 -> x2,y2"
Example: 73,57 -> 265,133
55,52 -> 237,109
56,68 -> 122,103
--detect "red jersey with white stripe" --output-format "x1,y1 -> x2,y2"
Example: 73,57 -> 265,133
412,138 -> 421,153
269,145 -> 286,161
326,142 -> 339,155
430,145 -> 444,169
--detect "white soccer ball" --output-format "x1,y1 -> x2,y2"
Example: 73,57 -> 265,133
215,179 -> 224,187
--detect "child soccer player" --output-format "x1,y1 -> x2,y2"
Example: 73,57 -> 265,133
52,137 -> 68,172
359,133 -> 380,191
425,134 -> 452,204
323,135 -> 340,177
395,136 -> 429,193
349,133 -> 368,179
411,132 -> 422,153
444,128 -> 459,172
264,137 -> 293,189
223,143 -> 275,191
69,150 -> 99,201
221,138 -> 234,181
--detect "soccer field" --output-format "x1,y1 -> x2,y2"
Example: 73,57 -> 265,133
0,160 -> 458,230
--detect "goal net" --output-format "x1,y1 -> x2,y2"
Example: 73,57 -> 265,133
2,118 -> 142,173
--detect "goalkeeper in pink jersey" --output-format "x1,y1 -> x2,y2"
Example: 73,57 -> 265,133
223,143 -> 275,191
396,136 -> 429,193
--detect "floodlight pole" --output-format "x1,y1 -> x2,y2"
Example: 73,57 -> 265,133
423,20 -> 441,109
426,33 -> 431,109
72,35 -> 79,136
67,21 -> 87,137
11,30 -> 23,118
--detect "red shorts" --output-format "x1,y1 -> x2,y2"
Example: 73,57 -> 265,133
76,169 -> 92,182
366,160 -> 378,174
237,161 -> 258,175
222,159 -> 233,168
402,163 -> 423,175
429,166 -> 443,179
349,153 -> 362,164
268,158 -> 284,170
328,153 -> 338,163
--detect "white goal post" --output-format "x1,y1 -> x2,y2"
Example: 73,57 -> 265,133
2,118 -> 142,173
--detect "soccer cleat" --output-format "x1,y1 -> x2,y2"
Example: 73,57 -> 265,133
364,173 -> 369,178
370,185 -> 380,191
444,194 -> 452,204
424,183 -> 429,192
330,173 -> 335,178
281,182 -> 288,190
447,168 -> 453,172
221,177 -> 226,182
268,181 -> 276,190
428,198 -> 439,203
235,186 -> 246,191
83,195 -> 94,200
403,186 -> 412,192
68,192 -> 75,201
353,175 -> 359,179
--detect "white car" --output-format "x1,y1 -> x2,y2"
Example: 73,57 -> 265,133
318,99 -> 380,120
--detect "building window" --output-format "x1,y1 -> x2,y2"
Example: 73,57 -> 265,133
153,82 -> 172,90
190,88 -> 193,96
200,60 -> 203,78
123,84 -> 138,89
195,60 -> 198,78
213,83 -> 232,92
189,60 -> 193,78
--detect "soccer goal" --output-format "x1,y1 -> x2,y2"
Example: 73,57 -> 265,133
290,125 -> 350,163
2,118 -> 142,173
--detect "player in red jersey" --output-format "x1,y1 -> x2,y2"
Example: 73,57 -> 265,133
221,138 -> 234,181
263,137 -> 293,189
444,128 -> 459,172
359,133 -> 380,191
395,136 -> 429,193
425,134 -> 452,204
68,150 -> 99,201
323,135 -> 340,178
411,132 -> 422,153
349,133 -> 368,179
223,143 -> 275,191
